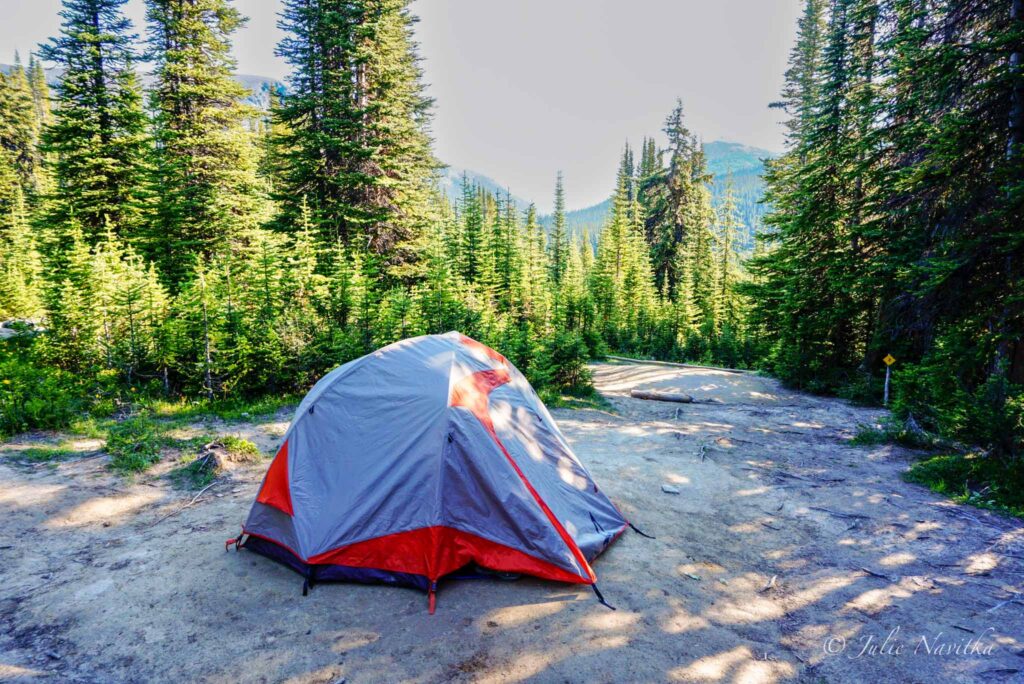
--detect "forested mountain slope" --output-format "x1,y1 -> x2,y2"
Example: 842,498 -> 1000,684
537,140 -> 775,250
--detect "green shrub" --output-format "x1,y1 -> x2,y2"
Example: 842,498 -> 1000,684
106,413 -> 164,474
0,343 -> 88,438
220,435 -> 261,460
530,331 -> 594,395
905,452 -> 1024,517
850,424 -> 889,446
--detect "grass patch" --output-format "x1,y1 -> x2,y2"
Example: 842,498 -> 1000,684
219,435 -> 262,460
146,394 -> 298,423
167,452 -> 217,489
106,413 -> 165,474
850,424 -> 890,446
18,444 -> 77,462
67,415 -> 114,439
166,435 -> 261,490
850,416 -> 950,450
904,453 -> 1024,518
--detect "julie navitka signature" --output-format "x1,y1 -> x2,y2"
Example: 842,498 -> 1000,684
823,626 -> 998,659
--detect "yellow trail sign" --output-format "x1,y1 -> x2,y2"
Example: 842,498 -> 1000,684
883,354 -> 896,366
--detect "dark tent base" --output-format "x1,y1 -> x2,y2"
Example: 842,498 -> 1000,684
240,534 -> 433,592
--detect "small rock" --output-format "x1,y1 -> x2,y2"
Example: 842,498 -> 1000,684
46,651 -> 61,660
661,484 -> 681,495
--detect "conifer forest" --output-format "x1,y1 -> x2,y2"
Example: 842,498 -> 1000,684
0,0 -> 1021,498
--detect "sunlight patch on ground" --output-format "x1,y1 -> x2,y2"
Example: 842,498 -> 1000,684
844,583 -> 915,615
669,645 -> 795,683
660,597 -> 712,634
0,663 -> 50,679
708,573 -> 857,625
879,552 -> 916,567
329,630 -> 380,654
45,489 -> 163,529
964,552 -> 1000,575
482,600 -> 564,628
578,610 -> 640,631
664,472 -> 691,485
0,481 -> 64,507
260,421 -> 289,438
735,486 -> 772,497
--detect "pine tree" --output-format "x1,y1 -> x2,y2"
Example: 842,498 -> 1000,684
27,56 -> 51,127
459,174 -> 484,282
145,0 -> 268,285
0,188 -> 44,318
43,223 -> 100,370
686,143 -> 717,328
274,0 -> 437,278
646,99 -> 693,295
0,58 -> 44,210
548,171 -> 569,287
771,0 -> 827,148
714,174 -> 743,331
40,0 -> 150,241
520,203 -> 550,327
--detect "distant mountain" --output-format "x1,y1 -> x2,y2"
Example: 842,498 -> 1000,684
436,166 -> 533,212
538,140 -> 777,251
1,64 -> 282,110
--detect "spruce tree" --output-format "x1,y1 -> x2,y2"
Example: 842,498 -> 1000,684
40,0 -> 150,241
548,171 -> 569,287
274,0 -> 437,278
714,175 -> 743,330
145,0 -> 268,285
0,188 -> 44,318
459,175 -> 484,282
0,59 -> 44,209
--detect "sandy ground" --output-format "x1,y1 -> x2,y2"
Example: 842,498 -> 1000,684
1,360 -> 1022,684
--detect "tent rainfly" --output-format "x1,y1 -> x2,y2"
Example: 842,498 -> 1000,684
227,332 -> 644,612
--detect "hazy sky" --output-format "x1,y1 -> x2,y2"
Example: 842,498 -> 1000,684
1,0 -> 801,211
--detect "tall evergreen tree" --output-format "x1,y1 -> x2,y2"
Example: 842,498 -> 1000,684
714,175 -> 743,330
0,58 -> 44,211
145,0 -> 268,285
274,0 -> 437,278
547,172 -> 569,288
40,0 -> 150,241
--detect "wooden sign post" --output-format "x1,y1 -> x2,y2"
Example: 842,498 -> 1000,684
883,354 -> 896,405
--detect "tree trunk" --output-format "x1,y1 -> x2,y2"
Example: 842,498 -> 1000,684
630,389 -> 694,403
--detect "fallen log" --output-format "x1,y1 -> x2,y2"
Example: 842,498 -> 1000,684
630,389 -> 694,403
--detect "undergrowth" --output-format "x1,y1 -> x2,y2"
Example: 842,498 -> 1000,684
106,413 -> 165,474
18,444 -> 77,462
852,418 -> 1023,517
167,435 -> 262,489
146,395 -> 298,422
904,453 -> 1024,518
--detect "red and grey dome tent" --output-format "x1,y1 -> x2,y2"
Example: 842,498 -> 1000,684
228,332 -> 641,612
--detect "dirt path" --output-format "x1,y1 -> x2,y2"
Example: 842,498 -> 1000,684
1,360 -> 1021,683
